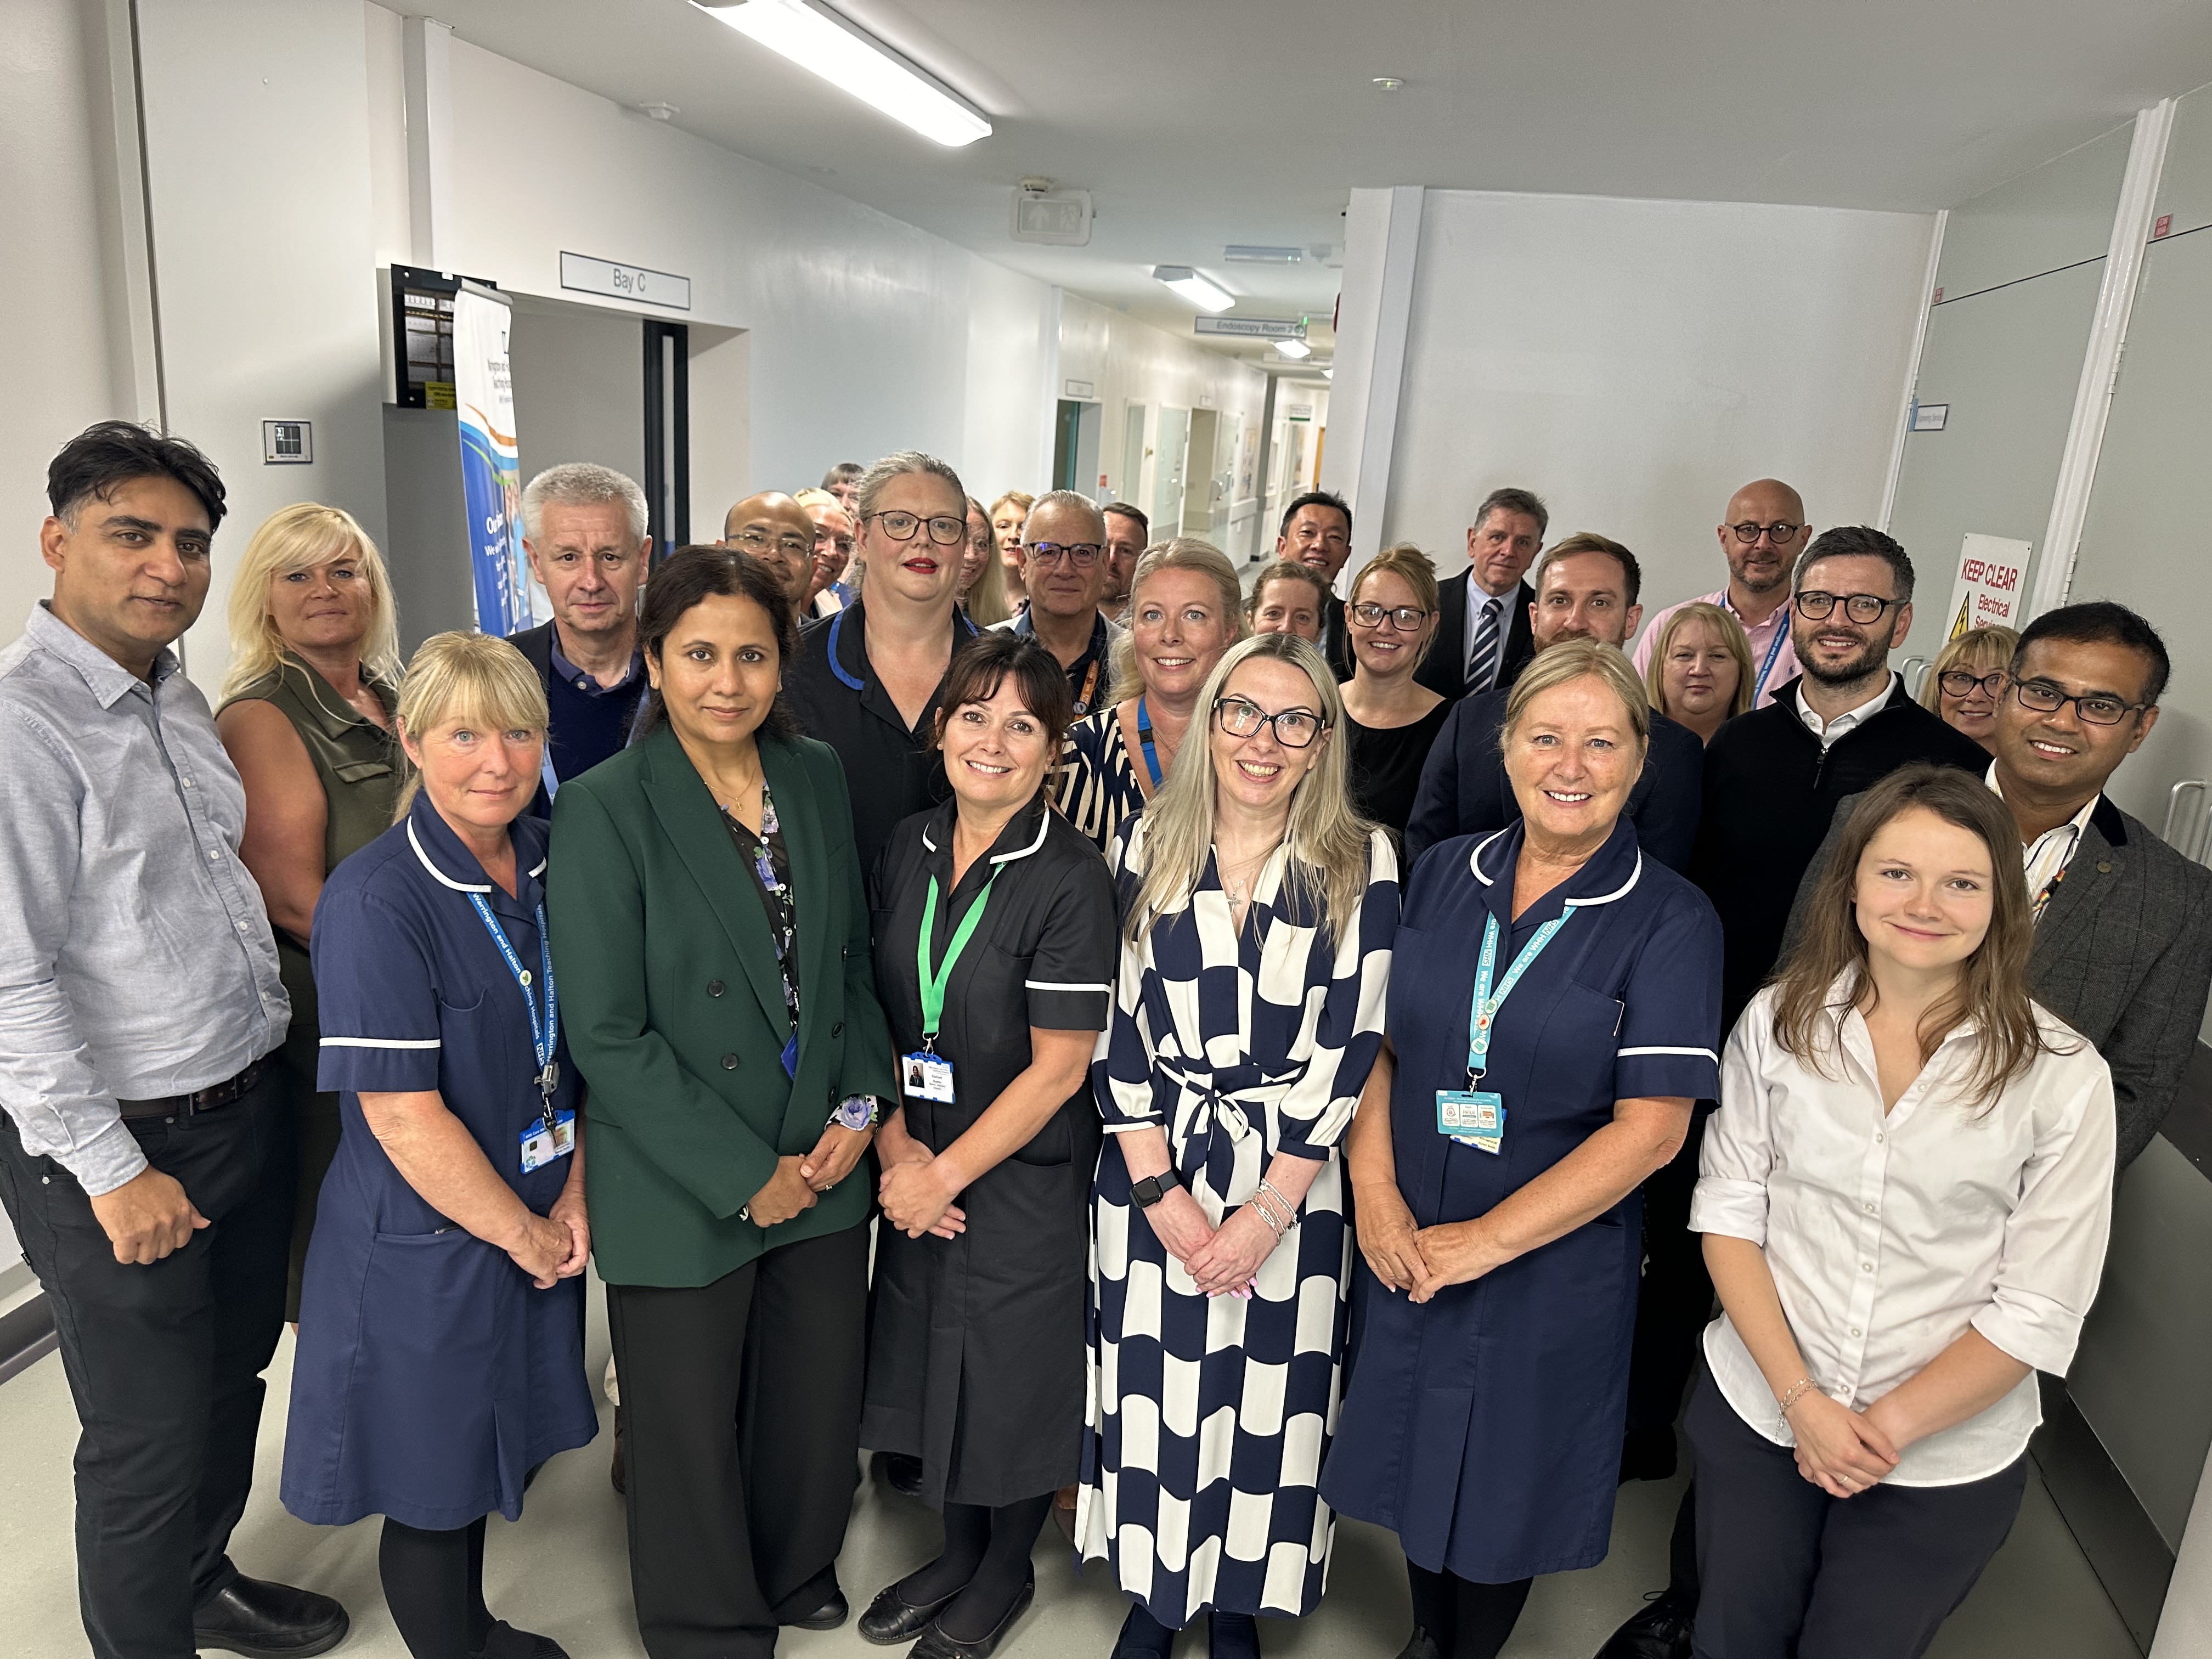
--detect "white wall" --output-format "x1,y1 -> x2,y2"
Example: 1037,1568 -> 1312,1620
1363,188 -> 1936,617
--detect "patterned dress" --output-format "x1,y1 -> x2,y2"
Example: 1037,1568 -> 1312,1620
1077,816 -> 1398,1624
1056,703 -> 1150,853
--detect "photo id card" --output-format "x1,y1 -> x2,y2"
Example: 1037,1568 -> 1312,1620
902,1051 -> 956,1104
520,1109 -> 577,1174
1435,1090 -> 1505,1155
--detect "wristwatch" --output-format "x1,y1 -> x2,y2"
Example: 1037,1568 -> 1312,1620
1130,1172 -> 1177,1210
831,1094 -> 882,1132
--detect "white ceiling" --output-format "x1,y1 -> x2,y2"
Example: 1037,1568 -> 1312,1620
421,0 -> 2212,363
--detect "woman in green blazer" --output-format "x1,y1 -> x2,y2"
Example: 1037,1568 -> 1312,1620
548,546 -> 894,1659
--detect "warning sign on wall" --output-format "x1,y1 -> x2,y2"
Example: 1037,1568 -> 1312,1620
1945,533 -> 2031,640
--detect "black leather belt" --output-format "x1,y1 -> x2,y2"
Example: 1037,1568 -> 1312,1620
116,1057 -> 270,1121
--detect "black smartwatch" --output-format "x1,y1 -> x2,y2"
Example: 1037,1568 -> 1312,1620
1130,1172 -> 1177,1210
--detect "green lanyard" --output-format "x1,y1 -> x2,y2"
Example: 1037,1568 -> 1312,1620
916,867 -> 1002,1050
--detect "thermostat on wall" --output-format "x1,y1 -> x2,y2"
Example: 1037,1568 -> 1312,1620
263,420 -> 313,464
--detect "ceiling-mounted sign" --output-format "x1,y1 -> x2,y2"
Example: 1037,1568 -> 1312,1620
1911,402 -> 1949,432
1194,316 -> 1305,340
1285,404 -> 1314,420
560,252 -> 691,311
1945,533 -> 2030,639
1063,379 -> 1095,398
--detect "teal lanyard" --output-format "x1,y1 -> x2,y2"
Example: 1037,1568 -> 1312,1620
467,893 -> 560,1124
1466,908 -> 1575,1082
916,867 -> 1002,1050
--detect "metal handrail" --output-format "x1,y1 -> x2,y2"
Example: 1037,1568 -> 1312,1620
2163,780 -> 2210,863
1902,655 -> 1932,698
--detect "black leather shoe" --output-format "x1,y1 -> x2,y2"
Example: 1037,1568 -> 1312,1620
1111,1601 -> 1176,1659
876,1450 -> 926,1498
472,1620 -> 572,1659
1594,1593 -> 1696,1659
1394,1628 -> 1444,1659
858,1580 -> 958,1644
787,1584 -> 850,1632
193,1577 -> 349,1659
910,1575 -> 1034,1659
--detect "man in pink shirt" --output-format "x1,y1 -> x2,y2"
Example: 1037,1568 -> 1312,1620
1632,479 -> 1812,709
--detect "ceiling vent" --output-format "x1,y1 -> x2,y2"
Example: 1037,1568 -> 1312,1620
1012,181 -> 1093,246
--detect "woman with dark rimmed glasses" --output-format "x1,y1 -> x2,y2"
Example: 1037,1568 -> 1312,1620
1916,625 -> 2020,753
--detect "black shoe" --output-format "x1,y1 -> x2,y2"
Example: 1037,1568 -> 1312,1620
1111,1601 -> 1177,1659
876,1450 -> 926,1498
192,1577 -> 349,1659
1394,1628 -> 1444,1659
911,1574 -> 1035,1659
472,1620 -> 572,1659
1594,1593 -> 1696,1659
1209,1609 -> 1261,1659
1618,1426 -> 1679,1484
859,1579 -> 960,1644
787,1584 -> 850,1632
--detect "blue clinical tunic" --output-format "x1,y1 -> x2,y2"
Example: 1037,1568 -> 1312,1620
1322,817 -> 1721,1582
281,792 -> 596,1531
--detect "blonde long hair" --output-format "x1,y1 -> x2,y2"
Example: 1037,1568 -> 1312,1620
220,503 -> 400,700
1642,600 -> 1754,722
391,632 -> 549,820
1125,633 -> 1375,951
962,496 -> 1013,625
1107,537 -> 1246,704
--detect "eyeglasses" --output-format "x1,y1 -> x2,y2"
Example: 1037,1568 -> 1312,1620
1214,695 -> 1325,748
1794,590 -> 1899,624
1937,668 -> 2006,699
1025,541 -> 1103,568
732,527 -> 812,560
2011,679 -> 2146,726
1731,521 -> 1803,545
864,510 -> 968,546
1351,601 -> 1432,631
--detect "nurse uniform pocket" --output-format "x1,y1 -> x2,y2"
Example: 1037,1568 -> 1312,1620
347,1228 -> 512,1493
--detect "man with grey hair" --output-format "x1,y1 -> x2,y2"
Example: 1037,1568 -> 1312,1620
992,489 -> 1122,716
514,462 -> 652,817
1417,485 -> 1548,702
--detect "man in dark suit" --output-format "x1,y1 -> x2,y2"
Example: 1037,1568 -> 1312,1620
1406,532 -> 1701,870
1273,489 -> 1357,678
1415,486 -> 1548,703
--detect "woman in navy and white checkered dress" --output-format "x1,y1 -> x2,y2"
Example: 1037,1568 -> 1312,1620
1076,634 -> 1396,1659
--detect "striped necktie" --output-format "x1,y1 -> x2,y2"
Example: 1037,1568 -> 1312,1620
1468,592 -> 1503,692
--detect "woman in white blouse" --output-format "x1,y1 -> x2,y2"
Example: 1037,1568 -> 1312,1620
1690,763 -> 2114,1659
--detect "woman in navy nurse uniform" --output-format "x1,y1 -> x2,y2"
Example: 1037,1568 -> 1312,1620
1322,641 -> 1723,1659
283,631 -> 595,1659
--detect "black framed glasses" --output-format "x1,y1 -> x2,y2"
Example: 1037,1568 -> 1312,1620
1214,695 -> 1325,748
1025,541 -> 1103,568
864,510 -> 968,546
1731,520 -> 1802,545
1937,668 -> 2006,699
2011,678 -> 2146,726
1794,590 -> 1899,624
1351,601 -> 1432,631
732,527 -> 813,560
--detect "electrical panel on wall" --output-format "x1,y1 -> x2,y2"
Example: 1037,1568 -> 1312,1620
1012,180 -> 1092,246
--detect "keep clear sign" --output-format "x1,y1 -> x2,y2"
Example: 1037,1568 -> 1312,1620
1944,533 -> 2030,640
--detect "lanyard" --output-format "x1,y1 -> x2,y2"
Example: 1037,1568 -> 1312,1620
1074,653 -> 1102,717
915,866 -> 1003,1049
467,893 -> 560,1122
1747,608 -> 1790,705
1465,909 -> 1576,1081
1136,696 -> 1163,788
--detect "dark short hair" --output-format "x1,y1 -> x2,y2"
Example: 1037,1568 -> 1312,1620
1474,487 -> 1549,539
48,421 -> 227,531
2015,600 -> 2170,707
933,630 -> 1076,756
1279,489 -> 1351,539
1795,525 -> 1914,603
636,545 -> 798,738
821,461 -> 865,489
1103,501 -> 1149,538
1533,531 -> 1642,606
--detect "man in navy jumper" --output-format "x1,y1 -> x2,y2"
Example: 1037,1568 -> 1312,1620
511,462 -> 651,820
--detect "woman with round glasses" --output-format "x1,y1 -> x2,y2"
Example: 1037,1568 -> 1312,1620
1341,543 -> 1451,838
1081,633 -> 1396,1659
1055,538 -> 1245,853
1917,625 -> 2018,754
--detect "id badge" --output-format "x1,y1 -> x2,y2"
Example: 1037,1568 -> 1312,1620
901,1051 -> 956,1104
1435,1090 -> 1505,1155
779,1031 -> 799,1079
520,1109 -> 577,1174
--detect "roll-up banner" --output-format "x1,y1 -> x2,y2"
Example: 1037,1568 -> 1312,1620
451,283 -> 545,635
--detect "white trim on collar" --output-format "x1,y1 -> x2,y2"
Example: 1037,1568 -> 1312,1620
528,856 -> 548,878
1465,827 -> 1642,907
1468,827 -> 1512,884
1567,851 -> 1643,908
991,813 -> 1051,865
407,819 -> 492,893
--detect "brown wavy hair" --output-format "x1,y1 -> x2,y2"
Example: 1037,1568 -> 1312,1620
1770,763 -> 2056,1110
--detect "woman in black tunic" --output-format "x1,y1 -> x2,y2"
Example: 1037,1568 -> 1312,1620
860,631 -> 1119,1658
1341,544 -> 1451,838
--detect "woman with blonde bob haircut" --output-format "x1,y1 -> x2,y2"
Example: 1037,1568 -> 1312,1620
217,502 -> 407,1319
1687,764 -> 2113,1658
1643,599 -> 1754,746
1080,633 -> 1397,1658
284,630 -> 595,1659
1917,624 -> 2019,753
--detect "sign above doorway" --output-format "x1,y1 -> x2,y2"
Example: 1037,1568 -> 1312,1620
560,252 -> 692,311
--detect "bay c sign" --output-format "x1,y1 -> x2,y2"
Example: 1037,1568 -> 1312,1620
560,252 -> 692,311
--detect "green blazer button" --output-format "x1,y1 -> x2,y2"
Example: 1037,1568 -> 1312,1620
721,1053 -> 738,1069
708,979 -> 725,996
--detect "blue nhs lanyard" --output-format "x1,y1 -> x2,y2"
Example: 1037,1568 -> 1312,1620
1749,611 -> 1789,705
467,893 -> 560,1123
1466,909 -> 1576,1082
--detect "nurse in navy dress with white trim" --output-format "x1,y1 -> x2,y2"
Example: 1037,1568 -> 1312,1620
282,633 -> 595,1659
1323,641 -> 1721,1659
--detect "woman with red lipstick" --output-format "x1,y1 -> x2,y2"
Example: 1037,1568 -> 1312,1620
1689,765 -> 2113,1657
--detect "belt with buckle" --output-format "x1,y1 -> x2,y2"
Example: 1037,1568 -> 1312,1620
116,1057 -> 270,1121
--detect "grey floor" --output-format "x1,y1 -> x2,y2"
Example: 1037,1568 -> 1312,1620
0,1275 -> 2141,1659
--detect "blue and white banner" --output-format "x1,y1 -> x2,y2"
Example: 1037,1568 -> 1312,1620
452,284 -> 544,635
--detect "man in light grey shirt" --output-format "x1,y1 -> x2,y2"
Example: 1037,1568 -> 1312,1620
0,423 -> 347,1659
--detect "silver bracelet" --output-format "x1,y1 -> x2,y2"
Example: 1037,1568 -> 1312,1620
1247,1193 -> 1289,1238
1776,1376 -> 1821,1429
1257,1178 -> 1296,1227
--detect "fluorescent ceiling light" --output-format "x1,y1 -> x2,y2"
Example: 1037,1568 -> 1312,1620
1224,244 -> 1303,264
694,1 -> 991,148
1272,337 -> 1313,359
1321,368 -> 1334,380
1152,266 -> 1234,312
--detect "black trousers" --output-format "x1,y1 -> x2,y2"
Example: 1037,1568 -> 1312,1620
1685,1367 -> 2027,1659
0,1069 -> 292,1659
1624,1104 -> 1713,1438
607,1223 -> 870,1659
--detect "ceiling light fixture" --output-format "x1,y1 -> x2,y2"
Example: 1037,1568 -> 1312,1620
693,0 -> 991,148
1152,266 -> 1233,312
1224,245 -> 1303,264
1322,369 -> 1334,380
1272,337 -> 1313,360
